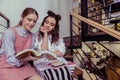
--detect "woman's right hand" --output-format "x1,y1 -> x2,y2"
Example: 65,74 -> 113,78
40,26 -> 48,34
41,54 -> 57,60
20,53 -> 39,62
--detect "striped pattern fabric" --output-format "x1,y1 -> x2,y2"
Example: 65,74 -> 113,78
44,66 -> 73,80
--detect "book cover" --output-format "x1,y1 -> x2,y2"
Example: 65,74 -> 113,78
66,61 -> 76,71
67,61 -> 76,67
48,61 -> 76,69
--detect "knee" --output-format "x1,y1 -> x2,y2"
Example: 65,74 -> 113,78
28,74 -> 44,80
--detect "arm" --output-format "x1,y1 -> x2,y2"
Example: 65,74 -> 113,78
53,50 -> 64,57
40,26 -> 48,50
36,36 -> 65,57
51,38 -> 66,57
2,29 -> 22,67
31,34 -> 36,49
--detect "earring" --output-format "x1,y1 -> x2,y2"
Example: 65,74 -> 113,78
53,29 -> 56,34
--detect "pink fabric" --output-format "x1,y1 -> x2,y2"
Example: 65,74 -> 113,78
0,28 -> 37,80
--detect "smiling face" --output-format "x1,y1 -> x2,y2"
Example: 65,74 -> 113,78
43,16 -> 56,32
21,13 -> 38,31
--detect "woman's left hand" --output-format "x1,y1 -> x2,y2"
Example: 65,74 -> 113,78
20,53 -> 39,61
53,50 -> 63,57
41,54 -> 57,60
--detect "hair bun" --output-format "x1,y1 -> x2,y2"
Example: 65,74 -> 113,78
47,10 -> 61,21
47,10 -> 55,16
56,15 -> 61,20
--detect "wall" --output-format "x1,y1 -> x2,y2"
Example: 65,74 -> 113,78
0,0 -> 73,37
24,0 -> 47,33
0,0 -> 26,26
46,0 -> 73,37
0,0 -> 48,33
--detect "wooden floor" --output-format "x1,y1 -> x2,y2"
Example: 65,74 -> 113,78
72,67 -> 83,80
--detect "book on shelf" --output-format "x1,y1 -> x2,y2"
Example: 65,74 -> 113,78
16,49 -> 58,61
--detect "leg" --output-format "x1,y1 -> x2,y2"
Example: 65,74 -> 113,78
27,74 -> 44,80
44,66 -> 73,80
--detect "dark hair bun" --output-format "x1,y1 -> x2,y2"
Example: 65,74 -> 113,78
47,10 -> 61,20
47,10 -> 55,16
56,15 -> 61,20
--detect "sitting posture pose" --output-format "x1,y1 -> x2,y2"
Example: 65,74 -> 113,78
0,7 -> 43,80
34,10 -> 73,80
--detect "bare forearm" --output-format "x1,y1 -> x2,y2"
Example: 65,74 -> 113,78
53,50 -> 64,57
41,33 -> 48,50
41,42 -> 48,50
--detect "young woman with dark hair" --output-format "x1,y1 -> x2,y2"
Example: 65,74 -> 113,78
34,10 -> 73,80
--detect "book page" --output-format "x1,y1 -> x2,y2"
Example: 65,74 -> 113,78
37,50 -> 58,60
16,49 -> 37,59
16,49 -> 58,61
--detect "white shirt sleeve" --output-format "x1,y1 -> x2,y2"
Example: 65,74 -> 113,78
50,38 -> 66,55
34,36 -> 66,55
34,38 -> 43,51
1,29 -> 22,67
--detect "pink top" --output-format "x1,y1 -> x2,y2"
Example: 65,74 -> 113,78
0,28 -> 37,80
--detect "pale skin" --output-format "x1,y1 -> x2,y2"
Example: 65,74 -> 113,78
40,16 -> 63,57
20,13 -> 39,61
20,13 -> 44,80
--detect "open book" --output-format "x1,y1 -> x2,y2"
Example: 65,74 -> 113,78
16,49 -> 58,60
